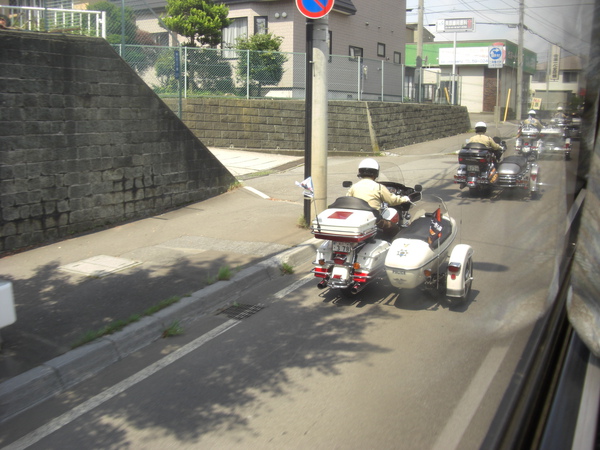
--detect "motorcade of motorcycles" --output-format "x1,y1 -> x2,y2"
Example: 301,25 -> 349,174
454,139 -> 541,199
311,162 -> 474,302
538,119 -> 572,160
515,124 -> 541,160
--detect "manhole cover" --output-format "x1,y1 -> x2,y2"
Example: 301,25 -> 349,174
216,303 -> 264,320
60,255 -> 142,278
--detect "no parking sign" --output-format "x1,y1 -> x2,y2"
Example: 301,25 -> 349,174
296,0 -> 334,19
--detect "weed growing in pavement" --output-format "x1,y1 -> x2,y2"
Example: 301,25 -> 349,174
297,214 -> 310,229
218,265 -> 232,280
280,263 -> 294,275
71,295 -> 186,349
228,181 -> 243,191
162,321 -> 184,338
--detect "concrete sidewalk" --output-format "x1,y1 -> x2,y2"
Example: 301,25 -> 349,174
0,115 -> 519,423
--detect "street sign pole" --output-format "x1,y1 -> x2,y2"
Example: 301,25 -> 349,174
297,0 -> 332,221
303,19 -> 313,225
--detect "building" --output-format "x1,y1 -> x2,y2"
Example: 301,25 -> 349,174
530,53 -> 586,116
404,40 -> 537,116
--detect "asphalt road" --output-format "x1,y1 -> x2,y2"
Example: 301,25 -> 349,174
0,141 -> 576,449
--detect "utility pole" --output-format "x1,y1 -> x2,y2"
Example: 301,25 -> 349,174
517,0 -> 524,120
311,16 -> 329,217
416,0 -> 424,102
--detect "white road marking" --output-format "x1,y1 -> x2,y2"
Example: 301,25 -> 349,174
4,320 -> 240,450
432,345 -> 511,450
274,274 -> 314,299
243,186 -> 271,199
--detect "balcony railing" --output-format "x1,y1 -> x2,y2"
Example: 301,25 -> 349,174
0,5 -> 106,38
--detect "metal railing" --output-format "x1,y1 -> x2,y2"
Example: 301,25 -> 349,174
113,44 -> 462,105
0,5 -> 106,38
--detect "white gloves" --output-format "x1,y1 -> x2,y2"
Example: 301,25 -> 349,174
400,196 -> 411,203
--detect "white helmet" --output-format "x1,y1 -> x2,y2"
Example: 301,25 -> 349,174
528,109 -> 537,115
358,158 -> 379,178
557,106 -> 563,111
475,121 -> 487,129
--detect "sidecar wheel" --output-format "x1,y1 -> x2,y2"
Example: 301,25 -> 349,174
460,257 -> 473,301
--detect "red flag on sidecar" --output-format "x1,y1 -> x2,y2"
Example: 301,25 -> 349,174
428,208 -> 443,247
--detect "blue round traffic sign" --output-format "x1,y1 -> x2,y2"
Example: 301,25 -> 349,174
296,0 -> 334,19
489,47 -> 502,60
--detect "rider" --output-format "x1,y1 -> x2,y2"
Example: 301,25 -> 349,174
522,109 -> 543,132
468,122 -> 503,163
553,106 -> 568,122
346,158 -> 411,239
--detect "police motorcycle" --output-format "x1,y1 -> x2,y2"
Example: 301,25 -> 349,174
311,160 -> 474,302
538,116 -> 572,160
515,124 -> 541,160
454,139 -> 540,199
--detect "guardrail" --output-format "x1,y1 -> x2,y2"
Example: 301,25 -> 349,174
0,5 -> 105,38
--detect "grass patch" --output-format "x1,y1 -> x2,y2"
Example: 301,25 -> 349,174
71,295 -> 186,349
162,321 -> 184,338
280,263 -> 294,275
228,181 -> 243,191
297,214 -> 310,229
205,265 -> 237,285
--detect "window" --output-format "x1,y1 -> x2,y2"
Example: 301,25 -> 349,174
533,70 -> 546,83
394,52 -> 402,64
349,46 -> 363,59
222,17 -> 248,57
254,16 -> 267,35
377,43 -> 386,58
563,71 -> 578,83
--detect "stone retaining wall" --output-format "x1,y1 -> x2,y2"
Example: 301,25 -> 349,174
163,98 -> 471,154
0,31 -> 236,254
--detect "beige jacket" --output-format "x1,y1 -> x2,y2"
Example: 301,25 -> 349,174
468,133 -> 502,151
346,178 -> 406,210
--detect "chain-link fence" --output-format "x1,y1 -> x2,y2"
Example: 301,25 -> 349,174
114,43 -> 462,105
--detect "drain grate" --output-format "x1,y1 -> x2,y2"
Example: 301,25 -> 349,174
216,303 -> 264,320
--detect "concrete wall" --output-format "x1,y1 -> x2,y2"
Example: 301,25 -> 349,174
164,98 -> 471,154
0,31 -> 237,254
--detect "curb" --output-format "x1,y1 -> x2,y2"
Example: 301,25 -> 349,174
0,238 -> 320,424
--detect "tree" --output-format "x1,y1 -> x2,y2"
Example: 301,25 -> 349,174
162,0 -> 231,48
88,1 -> 137,45
235,33 -> 287,97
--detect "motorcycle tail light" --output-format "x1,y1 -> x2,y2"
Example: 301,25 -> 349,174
313,267 -> 328,278
530,173 -> 537,182
448,263 -> 461,274
353,272 -> 369,283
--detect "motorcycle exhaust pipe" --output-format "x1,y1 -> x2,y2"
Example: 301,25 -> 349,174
317,280 -> 328,289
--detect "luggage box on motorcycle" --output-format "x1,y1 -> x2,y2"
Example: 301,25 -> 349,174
458,143 -> 492,165
312,208 -> 377,243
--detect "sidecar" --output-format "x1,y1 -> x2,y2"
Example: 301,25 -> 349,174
538,124 -> 572,160
384,196 -> 474,302
496,155 -> 541,199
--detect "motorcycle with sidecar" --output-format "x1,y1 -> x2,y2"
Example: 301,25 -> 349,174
311,162 -> 474,302
454,141 -> 540,199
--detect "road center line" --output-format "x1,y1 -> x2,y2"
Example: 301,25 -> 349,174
5,320 -> 240,450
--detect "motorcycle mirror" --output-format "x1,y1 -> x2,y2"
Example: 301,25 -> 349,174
342,181 -> 353,188
415,184 -> 423,192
